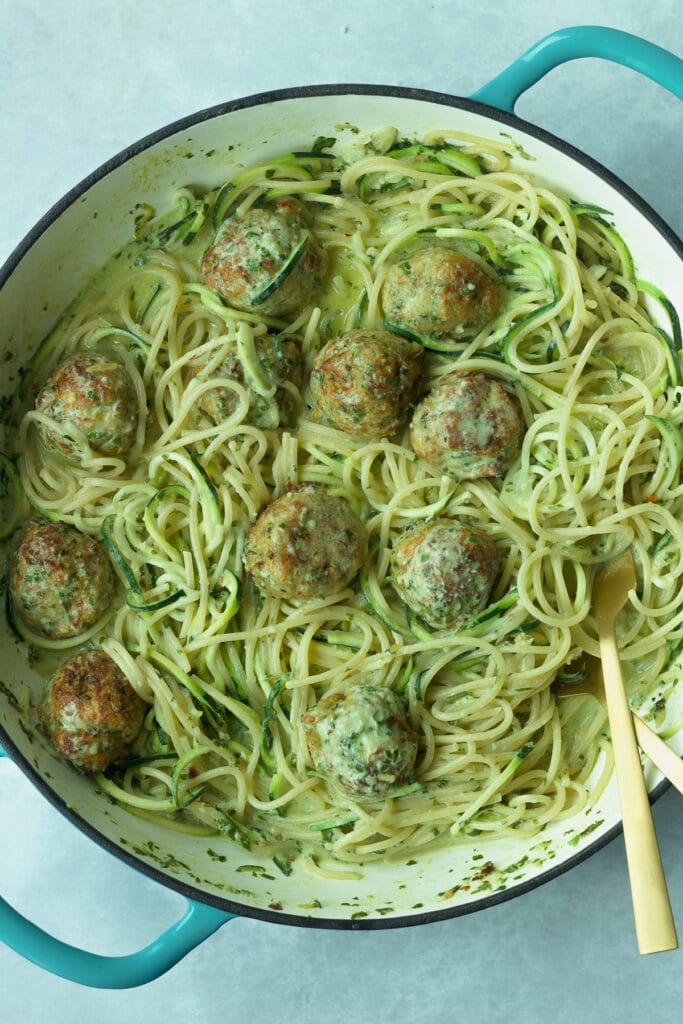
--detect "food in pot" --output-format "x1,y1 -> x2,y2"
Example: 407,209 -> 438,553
4,127 -> 680,873
303,684 -> 418,797
39,649 -> 146,773
410,370 -> 524,479
391,520 -> 500,630
201,197 -> 326,318
35,351 -> 139,460
381,247 -> 501,342
9,518 -> 115,639
193,332 -> 303,429
310,329 -> 423,437
243,483 -> 368,600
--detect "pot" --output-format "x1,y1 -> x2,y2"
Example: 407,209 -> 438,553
1,25 -> 682,989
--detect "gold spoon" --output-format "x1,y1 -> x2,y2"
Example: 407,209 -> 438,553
555,655 -> 683,796
592,549 -> 677,954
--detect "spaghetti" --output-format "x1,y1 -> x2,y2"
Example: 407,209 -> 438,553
9,126 -> 683,867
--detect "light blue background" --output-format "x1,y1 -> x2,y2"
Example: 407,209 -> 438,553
1,1 -> 682,1020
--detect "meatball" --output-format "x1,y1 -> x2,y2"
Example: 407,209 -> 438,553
381,247 -> 500,341
243,483 -> 367,601
201,198 -> 326,318
303,684 -> 418,798
391,520 -> 500,630
40,649 -> 146,773
9,519 -> 115,639
410,371 -> 523,479
35,351 -> 139,461
195,334 -> 302,429
310,329 -> 423,438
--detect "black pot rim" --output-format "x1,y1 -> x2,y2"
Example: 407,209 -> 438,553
0,82 -> 678,932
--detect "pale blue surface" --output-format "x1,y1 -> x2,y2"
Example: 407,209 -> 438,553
1,0 -> 683,1018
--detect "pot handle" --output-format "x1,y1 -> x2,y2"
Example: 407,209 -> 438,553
471,25 -> 683,111
0,746 -> 235,988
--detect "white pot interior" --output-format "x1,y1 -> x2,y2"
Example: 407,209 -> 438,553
1,89 -> 681,925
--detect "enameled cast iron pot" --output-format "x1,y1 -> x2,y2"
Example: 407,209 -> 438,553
1,25 -> 682,989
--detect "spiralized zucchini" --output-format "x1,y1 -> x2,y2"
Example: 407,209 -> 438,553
10,125 -> 683,867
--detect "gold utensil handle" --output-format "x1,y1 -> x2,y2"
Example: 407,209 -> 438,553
633,716 -> 683,797
600,631 -> 678,955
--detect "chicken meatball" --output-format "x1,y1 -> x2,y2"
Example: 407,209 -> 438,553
194,334 -> 302,429
40,649 -> 146,773
410,371 -> 523,479
35,351 -> 139,460
201,198 -> 326,318
9,519 -> 115,639
243,483 -> 367,601
310,329 -> 423,438
303,684 -> 418,798
381,247 -> 501,342
391,520 -> 500,630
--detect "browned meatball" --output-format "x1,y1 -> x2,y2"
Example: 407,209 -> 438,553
35,351 -> 139,460
310,329 -> 423,438
243,483 -> 367,600
40,649 -> 146,773
410,371 -> 523,479
201,198 -> 326,318
194,334 -> 302,429
381,247 -> 500,342
303,684 -> 418,798
391,520 -> 500,630
9,519 -> 115,639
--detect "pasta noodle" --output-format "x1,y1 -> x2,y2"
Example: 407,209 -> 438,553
10,126 -> 683,868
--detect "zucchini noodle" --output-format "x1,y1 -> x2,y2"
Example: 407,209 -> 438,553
9,126 -> 683,868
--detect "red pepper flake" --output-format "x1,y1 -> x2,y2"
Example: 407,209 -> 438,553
471,861 -> 496,882
442,860 -> 497,898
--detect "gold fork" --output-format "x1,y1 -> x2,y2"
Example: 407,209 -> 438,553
555,655 -> 683,796
592,549 -> 677,954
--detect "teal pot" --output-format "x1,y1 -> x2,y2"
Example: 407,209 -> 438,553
0,25 -> 682,989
